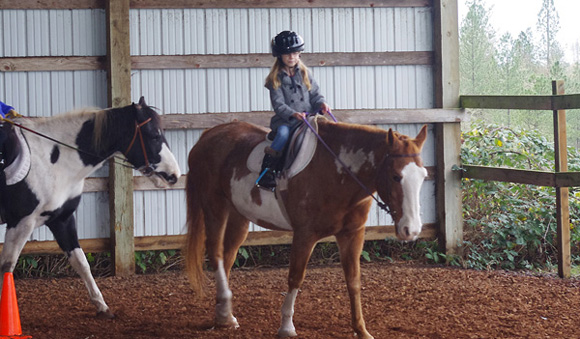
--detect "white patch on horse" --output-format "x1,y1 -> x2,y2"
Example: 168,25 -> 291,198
399,162 -> 427,241
149,143 -> 181,188
230,170 -> 292,231
334,148 -> 374,177
69,248 -> 110,314
24,123 -> 99,213
214,259 -> 238,327
278,288 -> 299,337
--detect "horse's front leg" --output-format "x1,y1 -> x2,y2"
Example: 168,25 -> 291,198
336,227 -> 374,339
47,214 -> 113,318
0,217 -> 37,280
278,234 -> 318,337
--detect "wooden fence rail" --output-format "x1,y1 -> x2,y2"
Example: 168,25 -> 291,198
461,94 -> 580,111
461,80 -> 579,278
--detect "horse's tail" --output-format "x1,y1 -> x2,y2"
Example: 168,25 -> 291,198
184,162 -> 207,297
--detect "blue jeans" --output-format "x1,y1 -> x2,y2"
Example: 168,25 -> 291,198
270,125 -> 290,152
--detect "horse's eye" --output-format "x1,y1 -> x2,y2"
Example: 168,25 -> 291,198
393,175 -> 402,183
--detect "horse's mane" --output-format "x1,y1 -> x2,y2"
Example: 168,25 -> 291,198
46,106 -> 122,152
92,109 -> 109,151
317,119 -> 422,158
319,119 -> 388,144
91,103 -> 162,152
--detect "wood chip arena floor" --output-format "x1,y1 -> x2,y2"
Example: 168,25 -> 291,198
14,262 -> 580,338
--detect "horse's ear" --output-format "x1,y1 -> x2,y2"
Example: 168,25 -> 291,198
414,124 -> 428,149
387,128 -> 395,146
138,96 -> 147,107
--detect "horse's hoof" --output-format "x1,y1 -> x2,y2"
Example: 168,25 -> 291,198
96,309 -> 115,319
277,328 -> 297,337
354,332 -> 374,339
215,316 -> 239,329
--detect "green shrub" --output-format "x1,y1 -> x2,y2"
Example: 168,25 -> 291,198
461,121 -> 580,271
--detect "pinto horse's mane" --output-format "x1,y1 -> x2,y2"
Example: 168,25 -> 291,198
42,103 -> 162,154
29,103 -> 162,154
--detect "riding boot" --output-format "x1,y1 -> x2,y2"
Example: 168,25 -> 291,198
256,148 -> 282,191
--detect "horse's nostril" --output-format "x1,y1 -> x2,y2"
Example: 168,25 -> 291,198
404,227 -> 410,237
168,174 -> 177,184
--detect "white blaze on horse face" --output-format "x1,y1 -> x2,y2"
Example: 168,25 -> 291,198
398,162 -> 427,241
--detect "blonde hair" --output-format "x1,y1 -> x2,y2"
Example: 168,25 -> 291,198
265,58 -> 312,91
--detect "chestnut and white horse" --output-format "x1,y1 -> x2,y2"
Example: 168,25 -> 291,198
185,118 -> 427,338
0,97 -> 181,318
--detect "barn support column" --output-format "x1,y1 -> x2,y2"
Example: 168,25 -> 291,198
106,0 -> 135,276
433,0 -> 463,255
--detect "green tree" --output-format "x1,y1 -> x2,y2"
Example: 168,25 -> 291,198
459,0 -> 498,95
458,0 -> 579,147
536,0 -> 563,73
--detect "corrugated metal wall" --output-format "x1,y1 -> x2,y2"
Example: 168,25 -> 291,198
1,6 -> 435,242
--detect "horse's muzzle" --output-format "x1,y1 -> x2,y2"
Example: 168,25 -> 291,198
157,172 -> 178,185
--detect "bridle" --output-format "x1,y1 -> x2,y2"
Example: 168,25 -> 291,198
301,115 -> 420,214
124,117 -> 154,175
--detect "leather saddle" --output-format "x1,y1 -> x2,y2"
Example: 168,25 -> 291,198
247,115 -> 321,179
0,122 -> 31,224
2,123 -> 31,187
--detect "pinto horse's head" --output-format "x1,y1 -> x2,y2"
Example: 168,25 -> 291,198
123,97 -> 181,187
376,125 -> 428,241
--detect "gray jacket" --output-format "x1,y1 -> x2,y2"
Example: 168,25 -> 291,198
266,67 -> 326,132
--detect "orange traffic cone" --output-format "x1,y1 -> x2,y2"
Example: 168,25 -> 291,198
0,273 -> 31,339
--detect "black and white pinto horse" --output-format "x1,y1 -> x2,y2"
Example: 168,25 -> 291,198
0,97 -> 181,318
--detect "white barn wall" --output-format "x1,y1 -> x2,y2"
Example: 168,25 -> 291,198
1,6 -> 436,243
1,9 -> 109,243
128,7 -> 435,236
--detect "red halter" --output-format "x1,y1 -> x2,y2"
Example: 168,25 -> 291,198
124,117 -> 153,174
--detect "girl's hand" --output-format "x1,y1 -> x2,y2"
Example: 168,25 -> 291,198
320,103 -> 331,114
292,112 -> 306,120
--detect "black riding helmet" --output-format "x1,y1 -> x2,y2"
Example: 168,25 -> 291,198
271,31 -> 305,57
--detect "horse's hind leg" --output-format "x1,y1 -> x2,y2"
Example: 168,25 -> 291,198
205,209 -> 248,328
47,214 -> 113,318
336,227 -> 373,339
222,211 -> 249,276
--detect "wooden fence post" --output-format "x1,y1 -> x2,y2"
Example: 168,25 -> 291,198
106,0 -> 135,276
433,0 -> 463,255
553,80 -> 571,278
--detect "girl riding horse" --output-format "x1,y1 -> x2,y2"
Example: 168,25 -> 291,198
256,31 -> 331,190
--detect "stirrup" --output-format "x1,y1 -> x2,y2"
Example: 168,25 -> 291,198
255,168 -> 276,191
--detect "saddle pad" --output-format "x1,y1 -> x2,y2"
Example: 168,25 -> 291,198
246,115 -> 319,178
5,127 -> 31,186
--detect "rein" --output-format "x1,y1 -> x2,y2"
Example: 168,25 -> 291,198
4,117 -> 151,171
301,115 -> 419,214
